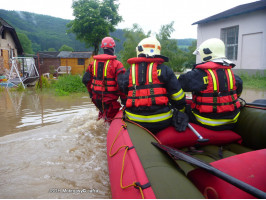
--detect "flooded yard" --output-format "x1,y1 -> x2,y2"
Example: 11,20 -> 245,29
0,88 -> 265,198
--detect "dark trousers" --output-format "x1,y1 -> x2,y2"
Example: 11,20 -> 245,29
92,98 -> 121,122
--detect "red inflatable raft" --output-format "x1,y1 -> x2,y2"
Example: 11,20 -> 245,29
107,102 -> 266,199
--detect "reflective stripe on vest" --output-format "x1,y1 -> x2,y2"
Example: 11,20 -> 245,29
192,110 -> 240,126
227,69 -> 234,90
125,110 -> 173,123
208,69 -> 218,91
92,59 -> 117,92
171,89 -> 185,101
130,62 -> 158,106
192,68 -> 239,113
93,59 -> 110,78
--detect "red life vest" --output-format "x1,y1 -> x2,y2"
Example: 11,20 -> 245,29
126,57 -> 169,108
91,54 -> 118,93
191,62 -> 240,113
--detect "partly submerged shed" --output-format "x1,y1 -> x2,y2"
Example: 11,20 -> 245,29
38,51 -> 93,75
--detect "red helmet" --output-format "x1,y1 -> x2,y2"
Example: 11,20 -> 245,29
101,37 -> 115,48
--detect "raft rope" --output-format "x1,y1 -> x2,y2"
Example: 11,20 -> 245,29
108,121 -> 145,199
124,118 -> 162,144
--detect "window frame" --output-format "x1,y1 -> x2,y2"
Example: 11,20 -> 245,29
220,25 -> 239,61
78,58 -> 85,65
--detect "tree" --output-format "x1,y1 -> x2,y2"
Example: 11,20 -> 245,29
183,40 -> 197,69
156,21 -> 186,72
48,48 -> 57,52
59,45 -> 74,52
120,24 -> 150,68
67,0 -> 122,55
17,32 -> 34,54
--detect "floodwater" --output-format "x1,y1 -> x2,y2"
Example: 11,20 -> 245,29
0,88 -> 265,198
0,89 -> 111,198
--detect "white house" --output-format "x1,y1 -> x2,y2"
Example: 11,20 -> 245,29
193,0 -> 266,75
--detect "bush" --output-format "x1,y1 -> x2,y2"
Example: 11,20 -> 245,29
35,76 -> 50,89
51,75 -> 87,95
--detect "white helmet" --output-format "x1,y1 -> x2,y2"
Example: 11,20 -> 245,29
136,37 -> 161,57
194,38 -> 226,62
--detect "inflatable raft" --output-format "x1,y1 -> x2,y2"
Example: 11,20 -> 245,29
107,100 -> 266,199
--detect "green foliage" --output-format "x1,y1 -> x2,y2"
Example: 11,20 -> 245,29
35,76 -> 50,89
51,75 -> 87,95
48,48 -> 57,52
67,0 -> 122,55
157,21 -> 186,72
59,45 -> 74,52
16,83 -> 26,92
0,9 -> 88,52
182,40 -> 197,69
120,24 -> 149,68
120,22 -> 197,72
17,32 -> 34,54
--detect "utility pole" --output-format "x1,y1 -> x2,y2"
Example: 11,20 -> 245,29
37,52 -> 42,90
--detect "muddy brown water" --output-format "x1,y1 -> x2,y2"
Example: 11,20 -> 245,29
0,88 -> 265,198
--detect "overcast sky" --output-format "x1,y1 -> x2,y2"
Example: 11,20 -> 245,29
0,0 -> 259,39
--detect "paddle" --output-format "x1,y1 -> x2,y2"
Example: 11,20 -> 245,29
188,123 -> 209,143
151,142 -> 266,199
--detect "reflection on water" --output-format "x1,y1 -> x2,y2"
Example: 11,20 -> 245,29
0,88 -> 265,198
0,88 -> 94,136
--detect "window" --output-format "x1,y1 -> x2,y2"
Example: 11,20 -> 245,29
221,26 -> 239,60
78,58 -> 85,65
1,30 -> 6,39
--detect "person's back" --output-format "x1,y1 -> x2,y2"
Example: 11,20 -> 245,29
120,37 -> 187,133
179,38 -> 243,130
82,37 -> 126,122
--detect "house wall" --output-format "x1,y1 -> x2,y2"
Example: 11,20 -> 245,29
196,9 -> 266,73
0,30 -> 18,69
39,58 -> 61,75
60,57 -> 93,75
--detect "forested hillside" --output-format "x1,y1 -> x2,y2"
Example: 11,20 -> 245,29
0,9 -> 195,54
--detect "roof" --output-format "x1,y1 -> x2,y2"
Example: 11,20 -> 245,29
38,52 -> 60,58
58,51 -> 93,58
193,0 -> 266,25
0,17 -> 24,55
38,51 -> 92,59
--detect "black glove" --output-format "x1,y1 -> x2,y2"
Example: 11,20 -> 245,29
172,109 -> 189,132
89,92 -> 92,98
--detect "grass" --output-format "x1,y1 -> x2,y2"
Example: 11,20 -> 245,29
35,74 -> 87,96
238,72 -> 266,90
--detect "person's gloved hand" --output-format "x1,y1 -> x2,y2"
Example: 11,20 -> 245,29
177,111 -> 189,132
172,109 -> 189,132
89,92 -> 92,98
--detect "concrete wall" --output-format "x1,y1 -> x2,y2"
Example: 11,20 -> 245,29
196,9 -> 266,73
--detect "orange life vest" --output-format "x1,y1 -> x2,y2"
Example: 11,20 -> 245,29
191,62 -> 240,113
91,54 -> 118,93
126,57 -> 169,108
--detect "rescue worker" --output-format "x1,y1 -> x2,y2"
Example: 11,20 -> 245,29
179,38 -> 243,131
82,36 -> 127,122
119,37 -> 187,134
